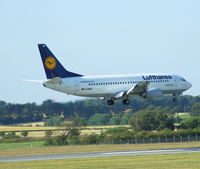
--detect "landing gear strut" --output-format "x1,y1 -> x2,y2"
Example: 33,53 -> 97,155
122,99 -> 130,105
107,99 -> 114,106
173,94 -> 177,102
173,97 -> 177,102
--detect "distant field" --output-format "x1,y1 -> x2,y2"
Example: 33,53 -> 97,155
0,126 -> 59,132
0,125 -> 129,131
0,153 -> 200,169
18,122 -> 45,127
0,125 -> 129,137
1,141 -> 200,157
176,112 -> 190,119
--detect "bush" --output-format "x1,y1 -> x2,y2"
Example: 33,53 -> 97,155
21,131 -> 29,137
53,136 -> 69,145
82,133 -> 99,144
0,131 -> 5,137
2,132 -> 20,139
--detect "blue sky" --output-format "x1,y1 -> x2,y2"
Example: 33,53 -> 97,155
1,0 -> 200,104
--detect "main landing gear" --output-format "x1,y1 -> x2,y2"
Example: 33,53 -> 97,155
173,97 -> 177,102
122,99 -> 130,105
107,98 -> 131,106
107,99 -> 114,105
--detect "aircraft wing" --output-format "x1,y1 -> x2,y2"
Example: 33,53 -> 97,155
127,81 -> 150,95
114,81 -> 150,99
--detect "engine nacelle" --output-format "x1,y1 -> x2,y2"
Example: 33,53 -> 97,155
142,88 -> 162,98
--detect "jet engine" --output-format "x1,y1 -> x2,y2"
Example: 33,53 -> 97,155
142,88 -> 162,98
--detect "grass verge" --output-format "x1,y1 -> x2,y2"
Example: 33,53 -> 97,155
0,141 -> 200,157
0,141 -> 44,149
0,153 -> 200,169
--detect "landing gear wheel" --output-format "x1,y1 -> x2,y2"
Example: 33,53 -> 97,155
173,98 -> 177,102
122,99 -> 130,105
107,100 -> 114,106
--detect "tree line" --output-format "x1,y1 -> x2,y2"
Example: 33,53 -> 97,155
0,95 -> 200,125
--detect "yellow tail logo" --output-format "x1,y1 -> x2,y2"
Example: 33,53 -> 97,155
45,57 -> 56,70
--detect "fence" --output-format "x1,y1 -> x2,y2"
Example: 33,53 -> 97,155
85,135 -> 200,145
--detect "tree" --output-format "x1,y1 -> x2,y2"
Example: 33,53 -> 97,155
44,116 -> 63,126
129,107 -> 174,131
170,106 -> 183,114
109,113 -> 122,125
45,130 -> 53,137
68,128 -> 80,139
129,110 -> 155,131
67,116 -> 87,127
45,127 -> 81,146
179,117 -> 200,129
0,132 -> 5,137
88,113 -> 112,126
21,131 -> 28,137
120,113 -> 132,125
190,102 -> 200,116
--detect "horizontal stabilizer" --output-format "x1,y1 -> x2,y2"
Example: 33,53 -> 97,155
21,79 -> 44,83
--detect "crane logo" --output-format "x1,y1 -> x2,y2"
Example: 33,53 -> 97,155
45,57 -> 56,70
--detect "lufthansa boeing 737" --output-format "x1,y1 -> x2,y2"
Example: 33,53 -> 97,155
37,44 -> 192,105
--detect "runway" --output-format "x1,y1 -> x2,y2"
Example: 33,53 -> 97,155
0,147 -> 200,162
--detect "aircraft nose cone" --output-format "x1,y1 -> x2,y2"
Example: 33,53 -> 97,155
187,81 -> 192,89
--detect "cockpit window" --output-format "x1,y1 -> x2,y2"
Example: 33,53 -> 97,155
181,78 -> 186,81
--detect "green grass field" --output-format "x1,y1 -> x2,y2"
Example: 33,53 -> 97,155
0,153 -> 200,169
1,141 -> 200,157
0,141 -> 44,149
177,113 -> 190,119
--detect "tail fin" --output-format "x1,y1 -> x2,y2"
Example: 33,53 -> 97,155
38,44 -> 82,79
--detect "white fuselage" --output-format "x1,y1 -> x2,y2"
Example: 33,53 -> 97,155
43,74 -> 192,99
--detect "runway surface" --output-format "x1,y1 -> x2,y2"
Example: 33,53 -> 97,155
0,147 -> 200,162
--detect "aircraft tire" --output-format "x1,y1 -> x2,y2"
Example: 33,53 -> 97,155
173,98 -> 177,102
123,99 -> 130,105
107,100 -> 114,105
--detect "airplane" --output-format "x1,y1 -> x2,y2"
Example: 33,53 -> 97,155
37,44 -> 192,106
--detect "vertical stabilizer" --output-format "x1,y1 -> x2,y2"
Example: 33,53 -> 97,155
38,44 -> 82,79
